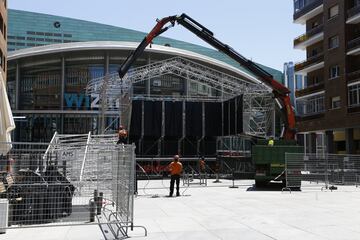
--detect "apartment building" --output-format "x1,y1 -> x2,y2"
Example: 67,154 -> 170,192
293,0 -> 360,154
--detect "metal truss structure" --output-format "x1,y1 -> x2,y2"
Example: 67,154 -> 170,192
86,57 -> 274,137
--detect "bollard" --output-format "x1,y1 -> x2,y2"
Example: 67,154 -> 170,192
97,192 -> 103,215
89,200 -> 96,222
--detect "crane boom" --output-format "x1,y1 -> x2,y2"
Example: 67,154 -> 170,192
118,13 -> 296,139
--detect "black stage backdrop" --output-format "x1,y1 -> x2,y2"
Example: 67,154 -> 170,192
129,96 -> 243,157
185,102 -> 202,137
144,101 -> 162,137
165,101 -> 182,136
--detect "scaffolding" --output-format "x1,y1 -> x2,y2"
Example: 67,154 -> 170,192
86,56 -> 274,138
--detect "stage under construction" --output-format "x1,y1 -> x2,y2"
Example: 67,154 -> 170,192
87,56 -> 274,159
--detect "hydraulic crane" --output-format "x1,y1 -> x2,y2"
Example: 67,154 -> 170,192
118,13 -> 296,140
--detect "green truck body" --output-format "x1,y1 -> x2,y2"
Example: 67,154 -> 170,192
252,140 -> 303,187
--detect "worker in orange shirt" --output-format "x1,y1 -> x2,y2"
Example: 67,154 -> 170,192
168,154 -> 183,197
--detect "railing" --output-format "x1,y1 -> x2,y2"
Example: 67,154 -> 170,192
348,4 -> 360,19
348,36 -> 360,51
296,94 -> 325,117
347,70 -> 360,82
294,0 -> 323,20
295,82 -> 324,98
295,53 -> 324,72
285,153 -> 360,190
294,24 -> 323,46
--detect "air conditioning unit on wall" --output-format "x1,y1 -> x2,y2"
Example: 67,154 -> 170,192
0,199 -> 8,234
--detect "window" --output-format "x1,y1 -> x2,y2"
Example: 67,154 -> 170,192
329,65 -> 340,79
349,84 -> 360,107
329,5 -> 339,19
329,35 -> 339,49
296,94 -> 325,116
331,96 -> 341,109
311,21 -> 319,28
310,48 -> 318,57
294,0 -> 305,12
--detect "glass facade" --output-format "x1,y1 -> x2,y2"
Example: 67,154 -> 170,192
19,61 -> 62,110
8,50 -> 232,142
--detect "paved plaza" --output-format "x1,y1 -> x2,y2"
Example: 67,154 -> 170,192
2,179 -> 360,240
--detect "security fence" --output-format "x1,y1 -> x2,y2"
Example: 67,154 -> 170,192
0,141 -> 144,238
285,153 -> 360,190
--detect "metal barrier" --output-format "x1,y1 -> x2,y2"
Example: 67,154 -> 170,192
285,153 -> 360,190
182,165 -> 207,186
0,141 -> 145,238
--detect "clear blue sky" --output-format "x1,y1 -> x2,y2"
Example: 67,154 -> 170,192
9,0 -> 305,71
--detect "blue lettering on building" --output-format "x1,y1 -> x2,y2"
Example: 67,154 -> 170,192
64,93 -> 93,109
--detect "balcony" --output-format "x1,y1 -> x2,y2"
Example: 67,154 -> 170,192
347,5 -> 360,24
296,92 -> 325,117
295,53 -> 324,74
294,0 -> 324,25
347,37 -> 360,55
295,82 -> 324,98
294,25 -> 324,50
347,70 -> 360,83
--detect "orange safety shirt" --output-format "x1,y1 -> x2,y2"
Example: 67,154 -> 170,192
169,161 -> 183,175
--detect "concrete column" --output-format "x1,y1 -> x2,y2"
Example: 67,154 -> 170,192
345,128 -> 354,154
325,130 -> 334,154
15,62 -> 20,110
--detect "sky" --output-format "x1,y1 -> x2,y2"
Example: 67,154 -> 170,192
8,0 -> 305,71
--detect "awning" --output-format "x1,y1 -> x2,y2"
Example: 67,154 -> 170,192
0,72 -> 16,155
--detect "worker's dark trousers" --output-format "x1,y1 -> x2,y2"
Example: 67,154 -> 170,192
169,174 -> 180,196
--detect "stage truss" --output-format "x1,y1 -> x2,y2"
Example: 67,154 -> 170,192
86,57 -> 274,137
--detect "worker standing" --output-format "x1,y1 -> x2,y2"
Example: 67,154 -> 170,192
268,137 -> 274,147
168,155 -> 183,197
199,156 -> 206,174
117,125 -> 128,144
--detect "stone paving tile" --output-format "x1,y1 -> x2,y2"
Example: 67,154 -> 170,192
2,180 -> 360,240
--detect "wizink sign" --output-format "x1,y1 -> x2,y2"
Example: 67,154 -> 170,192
64,93 -> 120,110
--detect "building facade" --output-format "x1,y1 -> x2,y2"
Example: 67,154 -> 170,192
293,0 -> 360,154
7,10 -> 282,145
